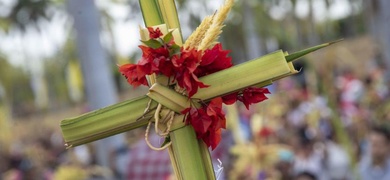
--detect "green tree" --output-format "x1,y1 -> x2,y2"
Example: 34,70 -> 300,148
0,0 -> 53,32
0,57 -> 34,116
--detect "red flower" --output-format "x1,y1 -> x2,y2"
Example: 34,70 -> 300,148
138,57 -> 159,75
173,49 -> 209,97
140,45 -> 169,60
182,97 -> 226,150
176,72 -> 209,97
205,128 -> 221,150
238,87 -> 270,109
172,48 -> 200,73
157,58 -> 176,77
206,97 -> 226,130
196,43 -> 233,77
222,92 -> 238,105
147,27 -> 163,39
119,64 -> 148,87
182,107 -> 212,135
138,46 -> 171,75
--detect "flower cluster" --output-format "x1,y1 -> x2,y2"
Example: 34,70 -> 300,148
119,27 -> 270,149
182,97 -> 225,150
119,27 -> 232,97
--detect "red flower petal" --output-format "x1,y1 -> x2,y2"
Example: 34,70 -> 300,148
222,92 -> 238,105
138,57 -> 159,75
119,64 -> 148,87
208,97 -> 226,130
182,98 -> 226,149
138,46 -> 171,76
201,43 -> 225,66
239,87 -> 271,109
184,107 -> 212,136
195,109 -> 213,135
157,58 -> 175,77
176,70 -> 209,98
172,48 -> 200,73
207,129 -> 222,150
119,64 -> 136,76
147,27 -> 163,39
139,45 -> 153,58
197,43 -> 233,77
207,97 -> 224,117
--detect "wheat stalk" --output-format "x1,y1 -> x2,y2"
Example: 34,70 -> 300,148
198,0 -> 234,51
183,14 -> 214,49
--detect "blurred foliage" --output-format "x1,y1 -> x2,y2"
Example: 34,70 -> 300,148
0,0 -> 54,32
43,57 -> 69,107
0,57 -> 34,116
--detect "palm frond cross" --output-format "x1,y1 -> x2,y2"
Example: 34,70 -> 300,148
60,0 -> 337,179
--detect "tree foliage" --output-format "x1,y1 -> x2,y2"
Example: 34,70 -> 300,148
0,0 -> 54,32
0,57 -> 34,116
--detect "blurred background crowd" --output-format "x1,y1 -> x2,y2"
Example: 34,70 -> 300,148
1,0 -> 390,179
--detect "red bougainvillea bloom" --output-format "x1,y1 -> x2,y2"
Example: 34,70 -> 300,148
182,97 -> 226,150
199,129 -> 222,151
196,43 -> 233,77
173,49 -> 209,97
139,45 -> 169,61
147,27 -> 163,39
119,64 -> 148,87
238,87 -> 270,109
176,72 -> 209,98
204,97 -> 226,149
172,48 -> 200,73
221,92 -> 238,105
157,58 -> 176,77
120,43 -> 233,97
182,107 -> 212,135
206,128 -> 221,150
138,46 -> 170,75
207,97 -> 226,129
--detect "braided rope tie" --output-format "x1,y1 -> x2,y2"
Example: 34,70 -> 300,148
144,83 -> 177,150
143,74 -> 190,151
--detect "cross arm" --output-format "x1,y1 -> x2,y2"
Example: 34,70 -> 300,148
60,50 -> 287,147
60,42 -> 335,148
60,95 -> 157,147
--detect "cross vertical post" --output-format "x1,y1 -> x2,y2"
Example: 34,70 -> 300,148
139,0 -> 215,179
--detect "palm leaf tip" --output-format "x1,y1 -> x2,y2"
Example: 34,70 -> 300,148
285,39 -> 344,63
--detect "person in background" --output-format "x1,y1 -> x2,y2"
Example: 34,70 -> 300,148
323,129 -> 352,180
359,125 -> 390,180
274,149 -> 294,180
291,125 -> 328,180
